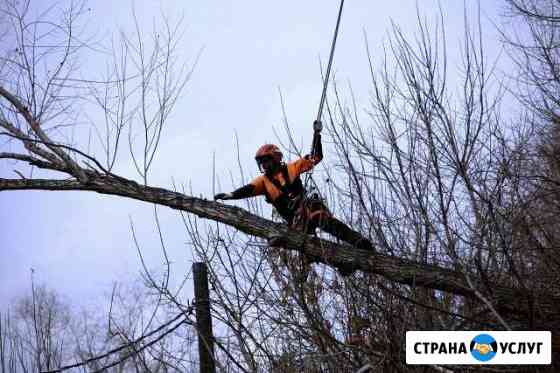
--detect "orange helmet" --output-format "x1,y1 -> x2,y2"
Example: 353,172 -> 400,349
255,144 -> 282,162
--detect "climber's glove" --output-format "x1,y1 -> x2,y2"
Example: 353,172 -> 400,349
214,192 -> 233,201
313,119 -> 323,133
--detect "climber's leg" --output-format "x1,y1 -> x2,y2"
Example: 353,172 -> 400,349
316,215 -> 373,252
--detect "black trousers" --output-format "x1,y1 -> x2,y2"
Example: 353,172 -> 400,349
314,215 -> 373,251
290,197 -> 373,251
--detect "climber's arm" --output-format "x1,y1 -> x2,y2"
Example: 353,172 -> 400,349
288,126 -> 324,177
214,177 -> 264,201
310,130 -> 323,163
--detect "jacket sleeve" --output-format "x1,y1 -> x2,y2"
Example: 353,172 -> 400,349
229,176 -> 265,199
311,132 -> 323,162
289,133 -> 323,176
229,184 -> 256,199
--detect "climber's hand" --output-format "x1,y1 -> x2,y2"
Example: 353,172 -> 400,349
313,120 -> 323,132
214,192 -> 233,201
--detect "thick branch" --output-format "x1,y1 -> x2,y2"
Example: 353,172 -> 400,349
0,176 -> 558,328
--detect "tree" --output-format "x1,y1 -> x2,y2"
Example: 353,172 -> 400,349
0,281 -> 198,373
0,284 -> 72,373
1,0 -> 559,371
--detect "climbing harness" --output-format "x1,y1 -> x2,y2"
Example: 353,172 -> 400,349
263,163 -> 305,224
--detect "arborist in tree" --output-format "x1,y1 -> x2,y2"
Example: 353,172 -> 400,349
214,120 -> 373,253
214,0 -> 367,267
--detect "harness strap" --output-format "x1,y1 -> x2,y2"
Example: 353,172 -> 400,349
263,164 -> 304,201
263,165 -> 308,224
268,165 -> 290,194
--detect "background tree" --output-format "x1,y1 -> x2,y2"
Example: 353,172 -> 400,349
1,0 -> 559,371
0,280 -> 199,373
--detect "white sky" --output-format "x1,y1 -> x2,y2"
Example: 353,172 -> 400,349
0,0 -> 508,309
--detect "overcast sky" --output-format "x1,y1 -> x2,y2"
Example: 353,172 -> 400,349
0,0 -> 508,310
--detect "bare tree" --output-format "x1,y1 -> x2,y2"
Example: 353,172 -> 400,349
0,280 -> 199,373
505,0 -> 560,124
0,283 -> 73,373
1,0 -> 559,371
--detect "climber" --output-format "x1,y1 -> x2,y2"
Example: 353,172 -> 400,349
214,120 -> 373,253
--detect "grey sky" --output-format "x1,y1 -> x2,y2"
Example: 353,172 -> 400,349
0,0 -> 507,309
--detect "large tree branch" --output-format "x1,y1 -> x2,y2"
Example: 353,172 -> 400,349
1,175 -> 558,329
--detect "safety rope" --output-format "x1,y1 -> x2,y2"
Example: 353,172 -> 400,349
315,0 -> 345,126
305,0 -> 345,189
300,0 -> 345,233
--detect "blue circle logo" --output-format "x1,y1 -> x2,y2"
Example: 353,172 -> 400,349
470,334 -> 497,362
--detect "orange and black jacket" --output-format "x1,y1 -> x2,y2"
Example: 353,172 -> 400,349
229,135 -> 323,222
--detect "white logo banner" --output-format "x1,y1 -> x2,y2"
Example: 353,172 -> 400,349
406,331 -> 551,365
